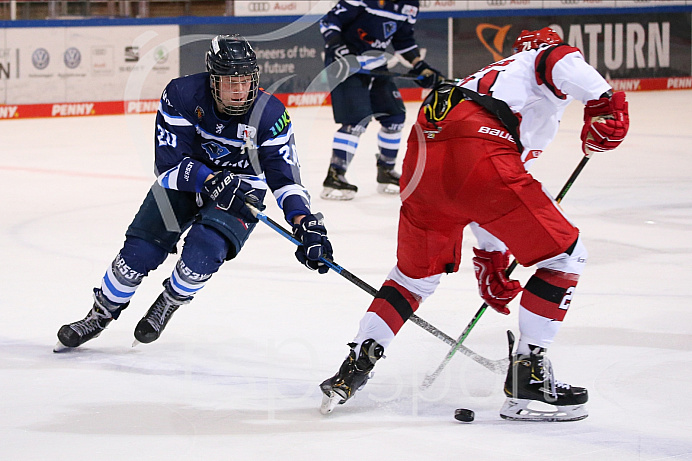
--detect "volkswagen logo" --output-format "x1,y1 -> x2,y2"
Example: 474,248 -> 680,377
64,47 -> 81,69
32,48 -> 50,70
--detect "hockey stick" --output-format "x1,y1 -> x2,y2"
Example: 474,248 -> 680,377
246,203 -> 506,374
420,153 -> 593,389
356,68 -> 458,85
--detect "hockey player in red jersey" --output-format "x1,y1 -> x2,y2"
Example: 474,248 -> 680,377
320,27 -> 629,421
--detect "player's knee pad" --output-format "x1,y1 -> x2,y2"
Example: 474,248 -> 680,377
379,116 -> 405,134
180,224 -> 230,275
536,236 -> 588,276
339,124 -> 367,136
520,237 -> 586,323
119,236 -> 168,277
387,266 -> 441,302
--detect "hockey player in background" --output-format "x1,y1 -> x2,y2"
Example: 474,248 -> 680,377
319,0 -> 442,200
320,28 -> 629,421
55,35 -> 332,350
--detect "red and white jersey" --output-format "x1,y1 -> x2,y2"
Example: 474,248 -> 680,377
458,44 -> 611,168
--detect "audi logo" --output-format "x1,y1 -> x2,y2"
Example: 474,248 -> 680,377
248,2 -> 271,12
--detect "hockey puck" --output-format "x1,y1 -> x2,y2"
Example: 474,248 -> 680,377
454,408 -> 475,422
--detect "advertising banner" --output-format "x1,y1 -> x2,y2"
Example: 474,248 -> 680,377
0,25 -> 179,106
180,21 -> 326,97
180,16 -> 449,104
451,12 -> 691,91
233,0 -> 333,16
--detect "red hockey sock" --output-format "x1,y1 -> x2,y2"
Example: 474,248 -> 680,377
367,279 -> 421,335
520,269 -> 579,321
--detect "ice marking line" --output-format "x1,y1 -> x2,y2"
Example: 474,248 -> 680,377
0,165 -> 149,182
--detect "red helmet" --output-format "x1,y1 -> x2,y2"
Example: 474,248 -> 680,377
512,27 -> 563,53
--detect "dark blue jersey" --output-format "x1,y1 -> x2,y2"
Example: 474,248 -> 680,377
154,72 -> 310,222
320,0 -> 420,64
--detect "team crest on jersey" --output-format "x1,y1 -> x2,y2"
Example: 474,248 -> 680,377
201,141 -> 231,160
382,21 -> 397,39
195,105 -> 204,120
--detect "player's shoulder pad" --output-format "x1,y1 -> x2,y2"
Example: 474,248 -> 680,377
253,90 -> 292,137
399,0 -> 419,22
162,72 -> 208,115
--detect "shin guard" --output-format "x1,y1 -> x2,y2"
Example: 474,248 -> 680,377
367,280 -> 421,335
518,269 -> 579,350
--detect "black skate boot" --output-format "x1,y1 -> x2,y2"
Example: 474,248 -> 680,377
500,330 -> 588,421
376,164 -> 401,195
319,339 -> 384,414
133,279 -> 192,345
321,166 -> 358,201
54,288 -> 128,352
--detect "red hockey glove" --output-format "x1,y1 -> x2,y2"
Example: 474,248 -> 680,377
472,248 -> 522,315
581,91 -> 629,154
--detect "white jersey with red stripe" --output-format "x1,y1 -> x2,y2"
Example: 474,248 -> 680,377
458,44 -> 611,167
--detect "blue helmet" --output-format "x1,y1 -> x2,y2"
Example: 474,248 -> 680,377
206,35 -> 260,116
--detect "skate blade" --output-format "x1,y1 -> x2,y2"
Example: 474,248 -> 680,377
53,340 -> 73,353
320,390 -> 342,415
320,187 -> 356,201
132,339 -> 142,348
376,183 -> 399,195
499,398 -> 588,422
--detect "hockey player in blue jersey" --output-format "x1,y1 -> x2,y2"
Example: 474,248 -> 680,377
319,0 -> 442,200
55,35 -> 333,350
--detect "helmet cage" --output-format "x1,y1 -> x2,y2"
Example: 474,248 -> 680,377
206,34 -> 260,116
209,73 -> 260,116
512,27 -> 563,54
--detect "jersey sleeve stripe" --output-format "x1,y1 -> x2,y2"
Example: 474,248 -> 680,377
260,124 -> 294,147
535,45 -> 581,100
158,101 -> 192,126
395,44 -> 418,54
363,7 -> 409,21
157,166 -> 178,189
236,174 -> 268,191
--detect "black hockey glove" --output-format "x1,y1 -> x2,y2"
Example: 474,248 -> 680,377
293,213 -> 333,274
324,30 -> 352,58
202,170 -> 260,223
408,60 -> 443,89
324,31 -> 358,81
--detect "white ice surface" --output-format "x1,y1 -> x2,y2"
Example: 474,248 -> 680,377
0,91 -> 691,460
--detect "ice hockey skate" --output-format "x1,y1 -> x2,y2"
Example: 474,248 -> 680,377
133,279 -> 192,346
500,331 -> 588,422
320,339 -> 384,414
376,164 -> 400,195
54,288 -> 127,352
321,166 -> 358,200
